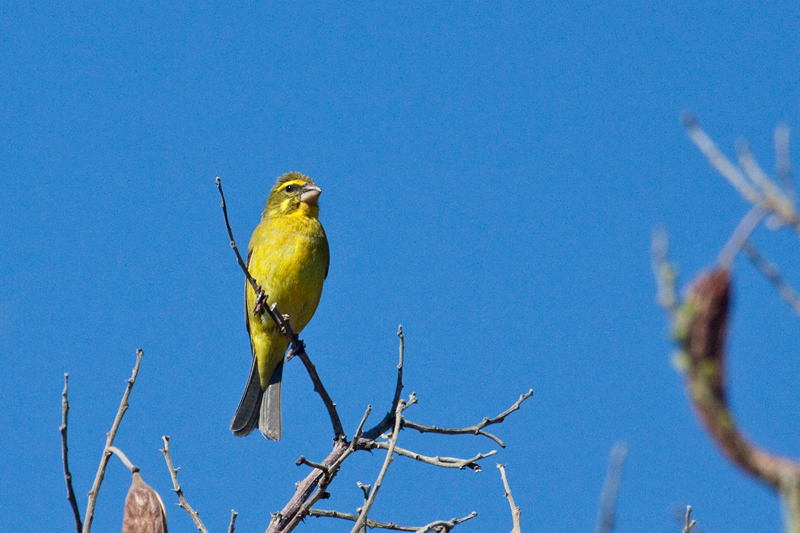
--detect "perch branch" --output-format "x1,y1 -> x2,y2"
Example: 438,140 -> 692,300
83,349 -> 143,533
161,436 -> 209,533
60,373 -> 82,533
294,348 -> 345,439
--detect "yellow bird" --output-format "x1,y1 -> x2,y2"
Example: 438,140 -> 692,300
231,172 -> 329,440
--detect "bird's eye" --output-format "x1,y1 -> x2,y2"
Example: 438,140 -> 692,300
284,185 -> 295,193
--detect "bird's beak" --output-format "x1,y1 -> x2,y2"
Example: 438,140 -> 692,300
300,184 -> 322,205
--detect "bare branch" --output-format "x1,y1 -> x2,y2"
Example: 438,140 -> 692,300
294,348 -> 345,439
60,373 -> 82,533
683,505 -> 696,533
775,124 -> 794,203
594,441 -> 628,533
366,441 -> 496,471
651,228 -> 679,321
682,113 -> 800,231
736,139 -> 781,205
309,509 -> 476,532
108,446 -> 137,473
682,113 -> 761,206
392,326 -> 405,414
267,439 -> 354,533
216,176 -> 260,292
83,349 -> 144,533
161,436 -> 209,533
498,465 -> 521,533
717,206 -> 767,268
402,390 -> 533,448
414,512 -> 478,533
742,241 -> 800,315
309,509 -> 419,531
361,326 -> 406,442
228,510 -> 238,533
353,405 -> 372,442
351,397 -> 413,533
296,456 -> 330,473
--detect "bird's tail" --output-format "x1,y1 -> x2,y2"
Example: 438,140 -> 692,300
230,357 -> 283,440
230,357 -> 263,437
260,359 -> 283,441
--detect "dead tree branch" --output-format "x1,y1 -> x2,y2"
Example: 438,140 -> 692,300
83,349 -> 144,533
498,464 -> 521,533
60,373 -> 82,533
161,435 -> 210,533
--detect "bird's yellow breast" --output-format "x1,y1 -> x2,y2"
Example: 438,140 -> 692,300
245,204 -> 328,389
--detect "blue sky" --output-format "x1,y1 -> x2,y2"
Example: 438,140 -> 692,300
3,1 -> 800,532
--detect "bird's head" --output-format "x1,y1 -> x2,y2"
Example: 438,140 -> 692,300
263,172 -> 322,219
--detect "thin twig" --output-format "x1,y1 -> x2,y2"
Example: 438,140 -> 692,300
737,139 -> 781,205
361,327 -> 406,441
296,456 -> 330,473
414,512 -> 478,533
717,206 -> 767,268
594,441 -> 628,533
742,240 -> 800,315
682,113 -> 800,231
295,349 -> 345,439
353,405 -> 372,442
309,509 -> 477,532
498,465 -> 521,533
392,326 -> 405,414
366,441 -> 496,471
402,390 -> 533,448
351,397 -> 414,533
161,436 -> 209,533
83,349 -> 144,533
683,505 -> 696,533
216,177 -> 260,291
682,113 -> 762,206
775,124 -> 794,203
108,446 -> 138,473
228,510 -> 238,533
60,373 -> 82,533
309,508 -> 418,531
651,228 -> 679,321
